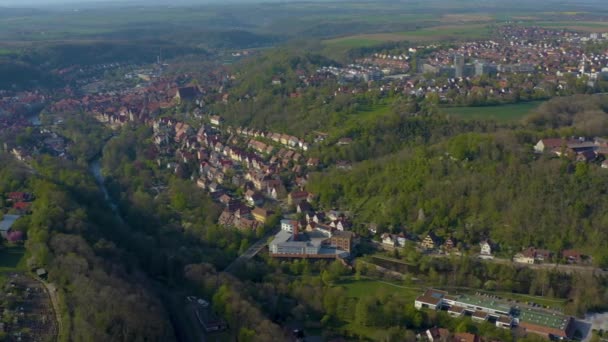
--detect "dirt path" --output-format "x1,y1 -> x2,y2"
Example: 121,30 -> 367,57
36,279 -> 63,342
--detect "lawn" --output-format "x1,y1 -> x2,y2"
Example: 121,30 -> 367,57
441,101 -> 545,122
0,245 -> 26,273
337,277 -> 422,302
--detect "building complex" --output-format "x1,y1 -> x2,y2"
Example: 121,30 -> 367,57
415,289 -> 574,340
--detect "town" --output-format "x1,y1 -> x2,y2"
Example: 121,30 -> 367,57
2,11 -> 608,341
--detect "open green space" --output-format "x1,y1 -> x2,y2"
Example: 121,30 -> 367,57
441,101 -> 545,122
333,277 -> 422,340
338,277 -> 421,302
0,246 -> 26,273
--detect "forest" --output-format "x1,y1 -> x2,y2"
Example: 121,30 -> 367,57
307,95 -> 608,266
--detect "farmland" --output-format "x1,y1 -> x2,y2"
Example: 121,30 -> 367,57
324,24 -> 493,49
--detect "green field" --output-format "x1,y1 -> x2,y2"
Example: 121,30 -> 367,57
441,101 -> 545,122
0,246 -> 26,273
334,277 -> 422,340
339,277 -> 422,300
533,21 -> 608,32
324,24 -> 492,49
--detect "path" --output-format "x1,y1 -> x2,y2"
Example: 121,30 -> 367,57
35,278 -> 63,342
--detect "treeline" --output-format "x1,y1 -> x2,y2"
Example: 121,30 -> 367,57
0,153 -> 176,341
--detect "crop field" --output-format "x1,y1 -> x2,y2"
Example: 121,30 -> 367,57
533,21 -> 608,32
324,24 -> 493,49
441,101 -> 545,122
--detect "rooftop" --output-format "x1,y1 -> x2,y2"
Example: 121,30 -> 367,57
0,214 -> 21,232
457,294 -> 511,313
518,308 -> 570,331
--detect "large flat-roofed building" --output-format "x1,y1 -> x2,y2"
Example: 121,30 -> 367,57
517,308 -> 574,340
414,289 -> 572,340
269,227 -> 351,259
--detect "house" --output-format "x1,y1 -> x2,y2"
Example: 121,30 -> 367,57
252,207 -> 271,224
218,194 -> 233,206
514,252 -> 535,264
514,247 -> 552,264
381,233 -> 396,247
442,237 -> 457,252
208,182 -> 219,193
453,332 -> 481,342
534,138 -> 565,153
327,210 -> 343,221
288,191 -> 310,206
420,232 -> 441,250
12,202 -> 32,214
7,192 -> 33,202
426,327 -> 450,342
306,158 -> 320,167
576,150 -> 596,162
368,223 -> 378,234
562,249 -> 584,264
330,219 -> 350,231
210,115 -> 223,126
479,240 -> 493,258
396,233 -> 408,247
337,137 -> 353,146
